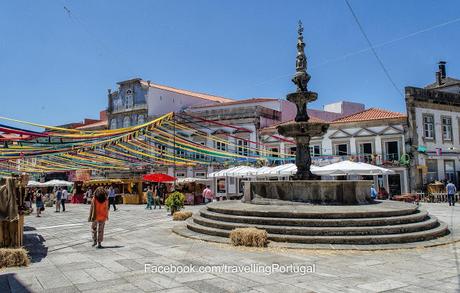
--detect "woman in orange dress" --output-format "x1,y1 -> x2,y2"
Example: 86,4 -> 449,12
88,187 -> 109,248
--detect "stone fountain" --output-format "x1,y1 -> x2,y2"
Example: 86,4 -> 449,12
247,21 -> 370,205
175,21 -> 449,246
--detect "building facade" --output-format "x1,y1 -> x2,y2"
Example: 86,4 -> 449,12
406,62 -> 460,191
260,108 -> 409,196
107,78 -> 233,130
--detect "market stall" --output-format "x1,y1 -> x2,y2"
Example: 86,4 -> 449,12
176,177 -> 211,205
142,173 -> 176,204
83,178 -> 144,204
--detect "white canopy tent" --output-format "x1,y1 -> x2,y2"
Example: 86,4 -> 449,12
176,177 -> 212,184
208,166 -> 258,178
313,160 -> 395,176
262,163 -> 321,177
43,179 -> 74,187
27,180 -> 45,187
247,166 -> 275,178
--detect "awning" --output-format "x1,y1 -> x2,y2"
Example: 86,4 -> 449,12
313,160 -> 395,176
208,166 -> 258,178
43,179 -> 74,187
176,177 -> 212,184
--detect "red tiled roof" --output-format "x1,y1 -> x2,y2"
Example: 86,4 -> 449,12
331,108 -> 406,123
140,81 -> 234,103
190,98 -> 278,109
75,120 -> 108,130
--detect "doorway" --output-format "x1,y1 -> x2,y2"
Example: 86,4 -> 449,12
388,174 -> 402,196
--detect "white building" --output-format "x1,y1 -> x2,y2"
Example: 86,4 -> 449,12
260,108 -> 409,196
406,62 -> 460,191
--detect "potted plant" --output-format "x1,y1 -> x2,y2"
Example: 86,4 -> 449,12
165,191 -> 185,215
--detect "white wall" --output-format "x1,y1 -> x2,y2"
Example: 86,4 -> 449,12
147,88 -> 222,117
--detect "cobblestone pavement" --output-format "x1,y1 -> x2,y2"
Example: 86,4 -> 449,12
1,202 -> 460,292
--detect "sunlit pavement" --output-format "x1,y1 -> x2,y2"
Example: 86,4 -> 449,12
1,202 -> 460,292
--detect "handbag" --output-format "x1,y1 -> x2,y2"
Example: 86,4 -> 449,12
40,206 -> 45,212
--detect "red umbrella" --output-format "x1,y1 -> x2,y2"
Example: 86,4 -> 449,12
143,173 -> 176,183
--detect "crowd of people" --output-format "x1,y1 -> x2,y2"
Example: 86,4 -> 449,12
25,186 -> 70,217
25,182 -> 218,248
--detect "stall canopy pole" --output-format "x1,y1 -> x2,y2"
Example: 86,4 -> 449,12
173,113 -> 176,188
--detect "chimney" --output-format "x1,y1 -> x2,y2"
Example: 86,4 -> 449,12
438,61 -> 446,79
436,71 -> 442,86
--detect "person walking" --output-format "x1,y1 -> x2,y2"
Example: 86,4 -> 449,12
446,181 -> 457,206
61,187 -> 68,212
55,187 -> 62,212
88,187 -> 109,248
35,189 -> 44,217
145,186 -> 154,210
153,184 -> 161,209
84,187 -> 93,204
108,186 -> 117,211
370,184 -> 378,200
202,185 -> 214,204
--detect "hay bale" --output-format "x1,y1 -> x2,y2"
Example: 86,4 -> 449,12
229,228 -> 268,247
172,211 -> 193,221
0,248 -> 29,268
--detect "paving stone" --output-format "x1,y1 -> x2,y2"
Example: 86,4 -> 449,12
181,279 -> 229,293
357,279 -> 408,292
62,269 -> 96,285
83,267 -> 119,282
6,203 -> 460,293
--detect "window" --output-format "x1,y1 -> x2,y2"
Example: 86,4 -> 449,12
110,119 -> 117,129
237,139 -> 249,156
176,149 -> 185,157
137,115 -> 145,125
125,93 -> 133,109
195,141 -> 206,160
157,145 -> 166,156
442,116 -> 452,141
384,141 -> 399,161
309,145 -> 321,157
358,142 -> 372,162
270,147 -> 279,158
423,114 -> 435,139
427,159 -> 438,183
175,172 -> 186,178
216,141 -> 227,151
195,172 -> 206,178
334,144 -> 348,156
445,160 -> 456,184
289,147 -> 296,155
358,143 -> 372,154
122,116 -> 130,128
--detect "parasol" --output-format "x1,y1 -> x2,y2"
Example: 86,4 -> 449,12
143,173 -> 176,183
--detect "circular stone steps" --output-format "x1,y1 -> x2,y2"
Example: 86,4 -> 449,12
199,209 -> 429,227
182,200 -> 450,245
192,214 -> 439,236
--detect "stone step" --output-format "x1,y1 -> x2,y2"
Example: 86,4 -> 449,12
206,201 -> 417,219
200,208 -> 429,227
186,219 -> 449,245
192,214 -> 439,236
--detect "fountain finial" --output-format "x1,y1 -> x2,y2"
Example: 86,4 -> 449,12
292,20 -> 311,92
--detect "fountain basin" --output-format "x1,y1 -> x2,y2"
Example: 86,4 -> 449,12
243,180 -> 373,205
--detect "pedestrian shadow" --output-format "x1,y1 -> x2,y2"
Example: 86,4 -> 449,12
23,233 -> 48,263
0,273 -> 32,293
99,245 -> 124,249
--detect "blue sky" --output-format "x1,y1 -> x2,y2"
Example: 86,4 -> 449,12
1,0 -> 460,128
